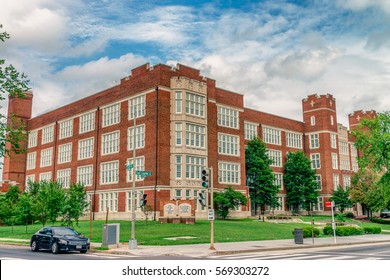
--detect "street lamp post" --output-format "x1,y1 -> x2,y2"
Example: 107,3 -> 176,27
129,100 -> 137,249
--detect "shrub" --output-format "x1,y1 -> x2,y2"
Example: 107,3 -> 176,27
344,212 -> 355,218
292,227 -> 320,238
370,217 -> 390,224
323,225 -> 364,236
363,227 -> 382,234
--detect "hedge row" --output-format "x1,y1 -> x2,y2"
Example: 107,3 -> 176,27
292,227 -> 320,238
323,225 -> 382,236
370,217 -> 390,224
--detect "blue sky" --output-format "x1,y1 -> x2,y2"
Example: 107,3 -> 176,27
1,0 -> 390,126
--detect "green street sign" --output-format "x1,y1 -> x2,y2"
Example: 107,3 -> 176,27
135,170 -> 152,177
126,164 -> 133,171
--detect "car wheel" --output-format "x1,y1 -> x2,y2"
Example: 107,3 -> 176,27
31,240 -> 39,252
51,242 -> 59,254
80,249 -> 87,254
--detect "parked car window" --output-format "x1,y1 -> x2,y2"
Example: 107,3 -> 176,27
52,227 -> 79,236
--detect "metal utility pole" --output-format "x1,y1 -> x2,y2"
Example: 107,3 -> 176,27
209,167 -> 215,250
129,100 -> 137,249
331,201 -> 337,243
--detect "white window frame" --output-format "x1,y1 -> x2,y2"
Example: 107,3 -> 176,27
311,116 -> 316,126
28,130 -> 38,148
25,174 -> 35,185
186,123 -> 206,149
128,95 -> 146,119
100,161 -> 119,184
175,155 -> 182,179
99,192 -> 118,212
39,172 -> 52,182
267,150 -> 282,167
57,169 -> 71,188
40,148 -> 53,167
26,152 -> 37,170
128,124 -> 145,150
126,157 -> 145,182
332,153 -> 338,170
263,127 -> 281,145
186,92 -> 205,118
79,111 -> 95,134
286,132 -> 302,149
218,133 -> 239,156
126,190 -> 144,212
101,131 -> 120,155
311,153 -> 321,169
218,162 -> 240,185
333,174 -> 340,189
244,122 -> 258,140
77,165 -> 93,187
217,106 -> 238,129
58,143 -> 72,164
175,123 -> 182,146
273,173 -> 283,190
331,133 -> 337,149
78,137 -> 94,160
185,156 -> 206,180
175,91 -> 182,114
102,103 -> 120,127
314,175 -> 322,190
310,134 -> 319,149
41,125 -> 54,144
59,119 -> 73,139
312,197 -> 324,211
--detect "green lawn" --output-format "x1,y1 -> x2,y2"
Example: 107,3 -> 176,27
1,217 -> 388,246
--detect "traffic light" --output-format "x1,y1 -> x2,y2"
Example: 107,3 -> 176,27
201,169 -> 209,188
140,194 -> 147,207
199,192 -> 206,208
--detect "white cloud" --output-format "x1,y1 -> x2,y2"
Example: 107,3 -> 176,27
337,0 -> 390,14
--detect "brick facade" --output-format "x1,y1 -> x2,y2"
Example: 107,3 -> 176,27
1,63 -> 372,218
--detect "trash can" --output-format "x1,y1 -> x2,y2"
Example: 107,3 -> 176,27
294,228 -> 304,244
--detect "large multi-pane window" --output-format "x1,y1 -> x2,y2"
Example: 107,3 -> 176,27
175,155 -> 182,179
286,132 -> 302,149
263,127 -> 281,145
351,144 -> 359,172
102,131 -> 120,155
57,169 -> 71,188
266,196 -> 284,211
343,175 -> 351,188
126,191 -> 143,212
40,148 -> 53,167
129,95 -> 146,119
218,162 -> 240,184
79,111 -> 95,133
100,161 -> 119,184
39,172 -> 52,181
339,141 -> 350,170
126,157 -> 145,181
175,123 -> 182,146
273,173 -> 283,189
25,175 -> 35,185
59,119 -> 73,139
41,125 -> 54,144
218,133 -> 239,156
175,91 -> 182,114
58,143 -> 72,164
78,138 -> 94,160
314,175 -> 322,190
185,92 -> 205,118
185,156 -> 206,180
99,192 -> 118,212
311,153 -> 321,169
28,130 -> 37,148
267,150 -> 282,167
77,165 -> 93,186
218,106 -> 238,129
186,123 -> 206,149
128,124 -> 145,150
27,152 -> 37,170
102,103 -> 120,127
310,134 -> 319,149
244,123 -> 257,140
332,153 -> 338,169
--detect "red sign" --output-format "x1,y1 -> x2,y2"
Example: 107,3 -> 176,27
325,201 -> 332,207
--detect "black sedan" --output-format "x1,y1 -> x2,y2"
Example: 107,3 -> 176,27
30,226 -> 90,254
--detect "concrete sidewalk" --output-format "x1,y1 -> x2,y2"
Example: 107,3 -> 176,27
2,234 -> 390,258
96,234 -> 390,257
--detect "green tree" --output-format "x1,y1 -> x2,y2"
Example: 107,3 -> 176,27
28,181 -> 66,226
284,151 -> 318,213
61,183 -> 89,227
214,186 -> 248,219
16,193 -> 34,233
0,24 -> 30,160
245,137 -> 279,213
330,187 -> 352,213
0,186 -> 21,231
351,111 -> 390,171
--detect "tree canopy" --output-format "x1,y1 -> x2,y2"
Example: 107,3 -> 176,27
214,186 -> 247,219
284,151 -> 318,213
245,137 -> 279,211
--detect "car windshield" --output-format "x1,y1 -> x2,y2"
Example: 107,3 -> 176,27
52,228 -> 79,236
